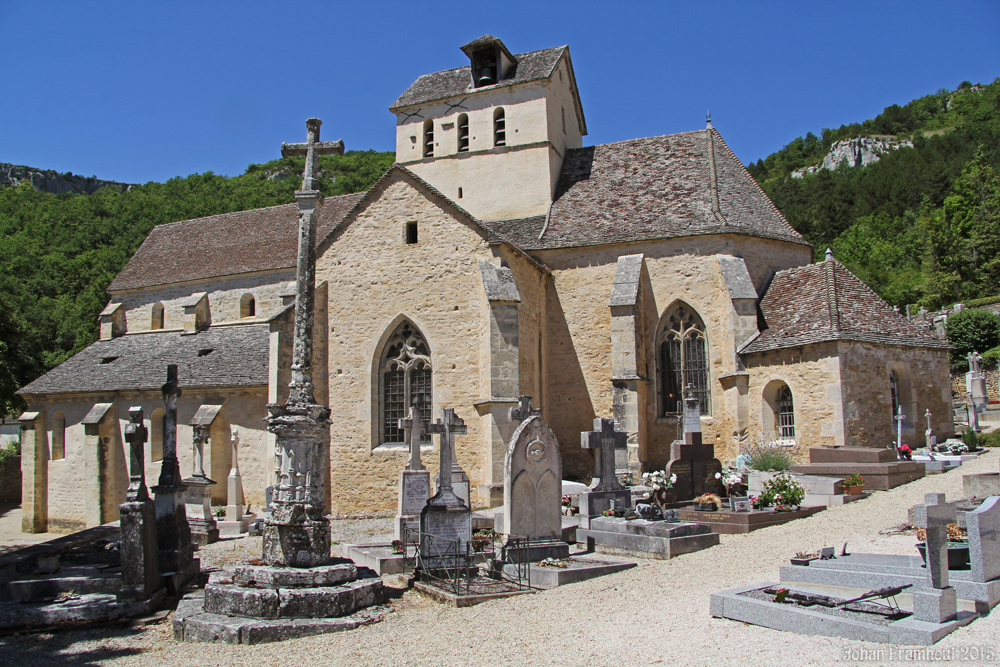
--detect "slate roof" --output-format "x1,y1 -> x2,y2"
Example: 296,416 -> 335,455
740,258 -> 948,354
390,45 -> 567,110
107,193 -> 363,291
17,324 -> 269,396
481,129 -> 808,251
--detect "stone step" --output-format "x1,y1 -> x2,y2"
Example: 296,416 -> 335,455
790,462 -> 924,491
203,571 -> 383,620
3,567 -> 122,601
808,447 -> 899,464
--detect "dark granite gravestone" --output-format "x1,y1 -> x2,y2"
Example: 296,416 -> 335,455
118,407 -> 161,601
151,365 -> 196,590
420,408 -> 472,568
577,418 -> 631,528
665,385 -> 722,501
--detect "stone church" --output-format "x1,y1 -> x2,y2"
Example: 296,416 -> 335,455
18,36 -> 952,532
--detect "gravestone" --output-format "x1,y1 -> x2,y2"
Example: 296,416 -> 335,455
577,418 -> 631,529
118,407 -> 161,601
420,408 -> 472,568
151,365 -> 195,587
395,406 -> 431,542
502,400 -> 568,560
665,385 -> 722,501
219,426 -> 253,536
925,409 -> 937,450
911,493 -> 958,623
966,496 -> 1000,584
183,424 -> 219,545
967,352 -> 988,412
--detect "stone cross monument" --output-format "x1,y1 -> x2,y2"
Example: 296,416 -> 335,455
118,407 -> 160,601
577,418 -> 631,528
152,365 -> 194,581
894,405 -> 905,450
911,493 -> 958,623
925,409 -> 937,450
508,395 -> 540,423
420,408 -> 472,566
395,406 -> 432,541
665,384 -> 722,501
183,424 -> 218,545
263,118 -> 344,568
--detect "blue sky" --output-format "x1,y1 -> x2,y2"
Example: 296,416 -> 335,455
1,1 -> 997,185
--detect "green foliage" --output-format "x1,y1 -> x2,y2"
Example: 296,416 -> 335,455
946,308 -> 1000,371
978,430 -> 1000,448
982,344 -> 1000,367
759,473 -> 806,507
962,428 -> 979,449
743,440 -> 796,471
0,439 -> 20,465
750,79 -> 1000,308
0,150 -> 394,414
965,295 -> 1000,307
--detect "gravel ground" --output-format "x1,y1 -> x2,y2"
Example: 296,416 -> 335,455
0,452 -> 997,667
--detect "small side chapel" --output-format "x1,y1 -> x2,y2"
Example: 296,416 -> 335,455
18,36 -> 953,531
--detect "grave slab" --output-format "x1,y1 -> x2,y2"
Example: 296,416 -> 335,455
503,556 -> 636,589
577,517 -> 719,559
676,506 -> 825,534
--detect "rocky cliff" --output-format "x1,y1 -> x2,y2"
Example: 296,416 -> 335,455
792,136 -> 913,178
0,163 -> 133,195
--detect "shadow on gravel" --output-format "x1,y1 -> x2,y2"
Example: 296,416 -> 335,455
0,626 -> 148,666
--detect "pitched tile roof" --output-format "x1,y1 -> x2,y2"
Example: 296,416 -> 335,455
390,45 -> 568,110
741,258 -> 948,353
480,129 -> 808,251
107,193 -> 363,292
17,324 -> 269,396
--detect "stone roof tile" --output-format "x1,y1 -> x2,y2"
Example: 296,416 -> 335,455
107,193 -> 363,292
17,324 -> 270,395
742,259 -> 947,353
481,129 -> 808,251
390,46 -> 567,110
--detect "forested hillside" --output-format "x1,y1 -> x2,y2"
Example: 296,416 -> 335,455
748,80 -> 1000,309
0,151 -> 393,419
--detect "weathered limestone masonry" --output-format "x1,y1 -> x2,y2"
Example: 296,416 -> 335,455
19,411 -> 46,532
539,236 -> 811,479
316,170 -> 544,514
119,407 -> 161,601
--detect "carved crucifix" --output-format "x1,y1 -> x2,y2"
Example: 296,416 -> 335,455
508,395 -> 540,423
279,118 -> 345,405
426,408 -> 467,504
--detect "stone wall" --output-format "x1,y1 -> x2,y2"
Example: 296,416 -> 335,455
535,234 -> 812,480
316,173 -> 514,514
838,341 -> 954,447
110,268 -> 295,335
951,366 -> 999,403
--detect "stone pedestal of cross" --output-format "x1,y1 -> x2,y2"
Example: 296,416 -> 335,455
151,365 -> 195,580
420,408 -> 472,567
118,407 -> 161,601
183,424 -> 219,546
894,405 -> 905,450
263,118 -> 343,568
925,409 -> 937,451
577,418 -> 632,528
218,427 -> 253,537
911,493 -> 958,623
395,406 -> 432,541
665,384 -> 723,501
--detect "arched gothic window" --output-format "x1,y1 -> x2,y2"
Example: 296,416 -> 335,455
379,321 -> 432,445
658,303 -> 710,416
776,385 -> 795,439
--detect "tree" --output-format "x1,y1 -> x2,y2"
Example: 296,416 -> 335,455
945,308 -> 1000,372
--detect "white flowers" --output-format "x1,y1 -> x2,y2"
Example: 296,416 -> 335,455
642,470 -> 675,492
716,468 -> 743,488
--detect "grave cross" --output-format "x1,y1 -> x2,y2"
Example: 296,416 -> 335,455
912,493 -> 956,590
398,405 -> 430,471
124,407 -> 149,502
426,408 -> 467,502
894,405 -> 905,450
581,418 -> 627,492
925,408 -> 936,449
281,118 -> 345,192
682,383 -> 702,445
191,425 -> 208,478
157,364 -> 183,487
508,395 -> 540,423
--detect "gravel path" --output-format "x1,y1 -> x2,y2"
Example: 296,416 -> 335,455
0,452 -> 997,667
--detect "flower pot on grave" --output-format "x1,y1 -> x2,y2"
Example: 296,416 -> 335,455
695,503 -> 718,512
790,556 -> 819,566
915,542 -> 971,570
844,484 -> 864,495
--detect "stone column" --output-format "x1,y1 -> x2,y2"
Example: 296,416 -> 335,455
118,407 -> 161,601
18,412 -> 47,533
263,118 -> 343,568
152,365 -> 194,579
609,254 -> 645,479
